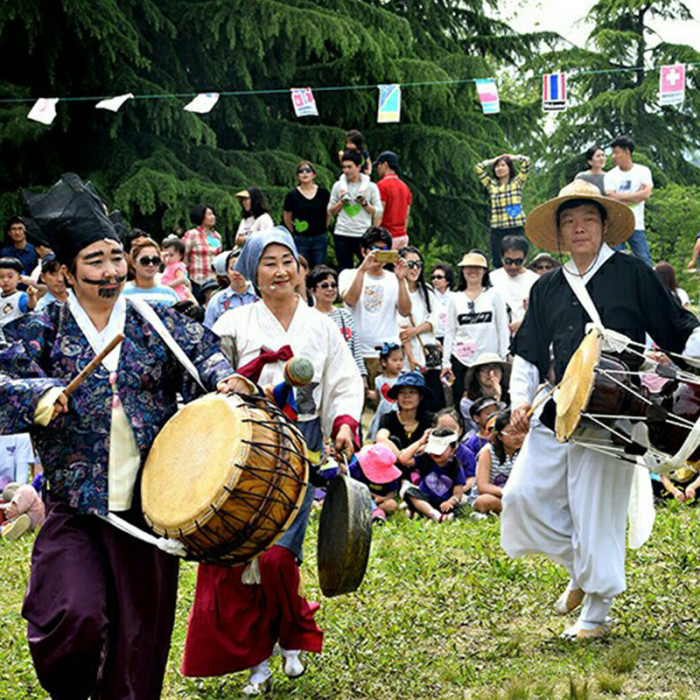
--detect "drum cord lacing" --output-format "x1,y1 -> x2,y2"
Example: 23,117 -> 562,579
596,331 -> 700,384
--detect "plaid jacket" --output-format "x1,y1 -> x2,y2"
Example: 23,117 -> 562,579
183,227 -> 223,285
475,155 -> 530,229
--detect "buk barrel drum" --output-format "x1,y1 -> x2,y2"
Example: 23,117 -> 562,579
317,473 -> 373,597
556,328 -> 649,443
142,392 -> 309,566
555,329 -> 700,467
646,380 -> 700,462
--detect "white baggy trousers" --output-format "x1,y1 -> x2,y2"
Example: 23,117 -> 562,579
501,412 -> 635,599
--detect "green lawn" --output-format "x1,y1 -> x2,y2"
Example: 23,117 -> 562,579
1,502 -> 700,699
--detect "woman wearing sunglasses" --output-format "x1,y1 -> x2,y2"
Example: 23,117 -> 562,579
440,251 -> 509,409
282,161 -> 331,269
307,264 -> 367,379
398,246 -> 445,412
122,237 -> 179,307
429,262 -> 455,345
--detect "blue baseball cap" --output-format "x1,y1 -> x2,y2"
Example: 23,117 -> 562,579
386,371 -> 433,400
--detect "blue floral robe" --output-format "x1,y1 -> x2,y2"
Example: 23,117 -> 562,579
0,301 -> 234,514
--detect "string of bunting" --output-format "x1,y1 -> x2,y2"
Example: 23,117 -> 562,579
6,61 -> 699,126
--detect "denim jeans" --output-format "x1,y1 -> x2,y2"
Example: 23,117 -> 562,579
293,234 -> 327,269
614,230 -> 652,266
333,234 -> 364,273
274,418 -> 323,561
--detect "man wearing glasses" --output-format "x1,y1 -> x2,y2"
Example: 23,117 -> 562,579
489,235 -> 538,335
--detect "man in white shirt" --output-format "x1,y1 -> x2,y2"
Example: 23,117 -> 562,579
604,134 -> 653,265
489,234 -> 539,335
339,227 -> 411,393
0,433 -> 35,487
329,150 -> 383,272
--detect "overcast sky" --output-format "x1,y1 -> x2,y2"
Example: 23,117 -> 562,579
501,0 -> 700,50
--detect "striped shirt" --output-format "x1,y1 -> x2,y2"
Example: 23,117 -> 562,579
475,155 -> 530,229
322,307 -> 367,376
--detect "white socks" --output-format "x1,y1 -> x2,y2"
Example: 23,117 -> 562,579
280,648 -> 305,678
579,593 -> 612,630
243,659 -> 272,696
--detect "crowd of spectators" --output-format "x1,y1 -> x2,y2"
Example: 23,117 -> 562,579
1,129 -> 698,540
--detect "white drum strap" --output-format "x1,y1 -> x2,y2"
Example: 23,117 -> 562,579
99,299 -> 204,553
563,269 -> 603,327
129,297 -> 205,391
562,271 -> 633,354
97,513 -> 188,557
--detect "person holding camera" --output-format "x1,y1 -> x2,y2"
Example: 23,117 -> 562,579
329,150 -> 383,272
339,227 -> 411,394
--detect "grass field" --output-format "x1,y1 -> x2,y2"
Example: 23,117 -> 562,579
1,501 -> 700,699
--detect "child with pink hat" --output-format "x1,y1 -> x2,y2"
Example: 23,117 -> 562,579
348,444 -> 402,524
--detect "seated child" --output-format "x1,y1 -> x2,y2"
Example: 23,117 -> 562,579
470,409 -> 522,515
398,427 -> 465,523
348,444 -> 402,525
0,482 -> 45,540
0,257 -> 36,327
433,408 -> 476,499
367,343 -> 404,441
464,397 -> 501,460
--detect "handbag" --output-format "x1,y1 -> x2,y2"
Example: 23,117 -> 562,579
408,313 -> 442,369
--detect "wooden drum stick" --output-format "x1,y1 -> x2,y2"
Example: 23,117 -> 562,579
62,333 -> 125,398
526,383 -> 559,418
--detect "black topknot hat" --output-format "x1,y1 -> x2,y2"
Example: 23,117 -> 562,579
21,173 -> 122,265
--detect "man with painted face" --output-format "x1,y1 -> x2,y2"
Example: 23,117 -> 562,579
501,180 -> 700,640
0,173 -> 251,699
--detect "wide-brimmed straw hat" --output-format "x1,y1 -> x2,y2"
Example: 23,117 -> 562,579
457,252 -> 488,268
525,180 -> 634,253
465,353 -> 511,389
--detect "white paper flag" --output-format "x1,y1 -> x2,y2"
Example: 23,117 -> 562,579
184,93 -> 220,114
290,88 -> 319,117
95,93 -> 134,112
27,98 -> 59,125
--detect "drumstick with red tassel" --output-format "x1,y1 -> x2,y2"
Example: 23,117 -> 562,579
263,357 -> 314,420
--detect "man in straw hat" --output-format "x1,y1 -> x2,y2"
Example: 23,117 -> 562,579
500,180 -> 700,640
0,173 -> 252,698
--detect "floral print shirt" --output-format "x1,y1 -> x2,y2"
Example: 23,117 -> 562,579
0,301 -> 233,514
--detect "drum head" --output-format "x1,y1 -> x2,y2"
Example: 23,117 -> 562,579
317,473 -> 372,597
556,328 -> 603,442
142,393 -> 252,536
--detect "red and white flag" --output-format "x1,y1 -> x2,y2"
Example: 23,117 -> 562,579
659,64 -> 685,106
